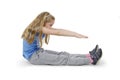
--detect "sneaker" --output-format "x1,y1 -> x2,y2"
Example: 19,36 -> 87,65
89,45 -> 99,55
91,48 -> 102,65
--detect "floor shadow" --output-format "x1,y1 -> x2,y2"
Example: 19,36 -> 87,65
95,59 -> 106,67
17,59 -> 33,67
118,16 -> 120,19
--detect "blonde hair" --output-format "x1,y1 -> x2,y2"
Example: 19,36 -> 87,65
21,12 -> 55,47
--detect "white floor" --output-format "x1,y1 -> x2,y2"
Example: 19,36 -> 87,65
0,0 -> 120,80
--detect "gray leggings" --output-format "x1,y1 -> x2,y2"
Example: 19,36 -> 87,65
29,48 -> 91,66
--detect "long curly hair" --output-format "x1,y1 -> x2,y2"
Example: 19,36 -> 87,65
21,12 -> 55,47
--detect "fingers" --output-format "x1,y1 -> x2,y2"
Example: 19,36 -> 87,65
83,36 -> 88,38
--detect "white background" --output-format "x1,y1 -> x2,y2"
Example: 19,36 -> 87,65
0,0 -> 120,80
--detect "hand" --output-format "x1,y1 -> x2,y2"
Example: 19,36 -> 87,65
76,34 -> 88,38
82,35 -> 88,38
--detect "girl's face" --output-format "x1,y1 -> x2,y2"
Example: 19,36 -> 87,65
45,20 -> 55,28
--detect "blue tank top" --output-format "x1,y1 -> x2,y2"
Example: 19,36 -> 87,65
23,33 -> 45,60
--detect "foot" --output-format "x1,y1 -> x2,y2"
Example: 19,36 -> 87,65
89,45 -> 99,55
91,48 -> 102,65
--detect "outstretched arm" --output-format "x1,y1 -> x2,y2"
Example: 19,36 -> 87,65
42,27 -> 88,38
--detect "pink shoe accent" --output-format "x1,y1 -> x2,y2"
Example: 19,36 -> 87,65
86,54 -> 93,63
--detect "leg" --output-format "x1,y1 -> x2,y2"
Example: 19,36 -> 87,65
68,54 -> 87,58
45,50 -> 91,65
46,49 -> 88,58
29,48 -> 91,66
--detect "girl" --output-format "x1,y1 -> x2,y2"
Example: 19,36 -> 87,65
21,12 -> 102,66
